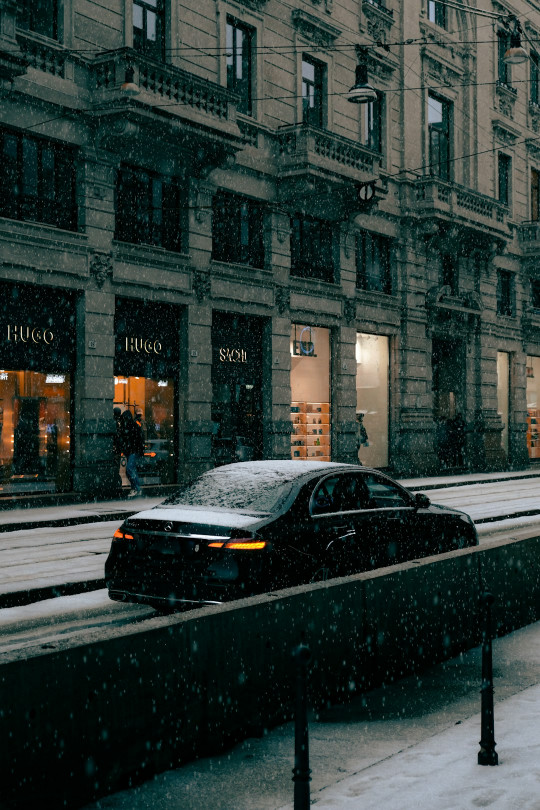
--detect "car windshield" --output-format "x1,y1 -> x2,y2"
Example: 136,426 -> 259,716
163,466 -> 295,512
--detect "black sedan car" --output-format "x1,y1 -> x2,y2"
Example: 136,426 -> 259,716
105,461 -> 478,609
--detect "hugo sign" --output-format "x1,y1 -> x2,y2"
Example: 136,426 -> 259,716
125,337 -> 162,355
7,325 -> 54,344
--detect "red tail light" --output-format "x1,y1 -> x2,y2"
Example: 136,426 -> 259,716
208,538 -> 267,550
113,528 -> 134,542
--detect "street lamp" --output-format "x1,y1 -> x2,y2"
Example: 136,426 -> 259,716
346,48 -> 377,104
504,17 -> 529,66
121,65 -> 140,96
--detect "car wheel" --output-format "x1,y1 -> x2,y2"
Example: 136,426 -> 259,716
310,565 -> 331,583
453,533 -> 470,550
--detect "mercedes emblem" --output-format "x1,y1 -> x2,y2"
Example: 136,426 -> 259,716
164,522 -> 173,532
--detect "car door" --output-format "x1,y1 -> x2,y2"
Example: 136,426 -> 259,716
358,471 -> 418,566
308,473 -> 360,579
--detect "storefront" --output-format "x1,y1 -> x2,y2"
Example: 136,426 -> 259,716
211,312 -> 264,466
0,283 -> 75,495
290,324 -> 331,461
114,298 -> 179,486
526,355 -> 540,461
356,332 -> 389,468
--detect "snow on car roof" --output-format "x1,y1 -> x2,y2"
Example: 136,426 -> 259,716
160,460 -> 359,513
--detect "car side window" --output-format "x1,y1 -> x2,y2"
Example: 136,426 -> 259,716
363,473 -> 412,509
310,476 -> 341,515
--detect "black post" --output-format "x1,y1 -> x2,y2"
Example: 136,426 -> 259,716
478,591 -> 498,766
292,644 -> 312,810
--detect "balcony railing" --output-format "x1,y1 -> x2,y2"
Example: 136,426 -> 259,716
91,48 -> 237,124
413,177 -> 509,235
519,221 -> 540,252
16,31 -> 68,78
363,0 -> 393,17
277,124 -> 378,180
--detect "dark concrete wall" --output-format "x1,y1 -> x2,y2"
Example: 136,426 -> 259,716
1,536 -> 539,808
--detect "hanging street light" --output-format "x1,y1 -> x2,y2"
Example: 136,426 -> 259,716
346,48 -> 377,104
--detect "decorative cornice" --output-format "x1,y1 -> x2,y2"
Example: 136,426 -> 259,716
291,9 -> 341,47
492,118 -> 520,145
231,0 -> 269,10
89,252 -> 113,287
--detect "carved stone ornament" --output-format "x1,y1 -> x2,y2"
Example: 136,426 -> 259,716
291,9 -> 341,47
276,227 -> 290,244
192,269 -> 211,303
89,253 -> 113,287
343,298 -> 357,325
275,287 -> 290,315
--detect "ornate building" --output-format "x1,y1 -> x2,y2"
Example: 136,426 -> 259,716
0,0 -> 537,498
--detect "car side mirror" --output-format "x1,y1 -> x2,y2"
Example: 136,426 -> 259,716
415,492 -> 430,509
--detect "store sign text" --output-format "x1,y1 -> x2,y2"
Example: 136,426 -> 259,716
219,347 -> 247,363
125,337 -> 162,355
7,325 -> 54,344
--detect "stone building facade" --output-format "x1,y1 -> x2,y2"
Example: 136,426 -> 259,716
0,0 -> 538,498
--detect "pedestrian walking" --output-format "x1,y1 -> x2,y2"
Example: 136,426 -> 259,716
119,409 -> 144,497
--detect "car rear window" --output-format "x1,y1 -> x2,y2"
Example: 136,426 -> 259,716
164,470 -> 293,512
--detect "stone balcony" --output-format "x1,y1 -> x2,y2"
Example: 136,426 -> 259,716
519,221 -> 540,254
412,177 -> 511,241
89,48 -> 244,171
276,123 -> 382,217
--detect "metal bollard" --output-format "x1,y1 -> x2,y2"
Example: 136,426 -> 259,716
478,591 -> 498,766
292,644 -> 312,810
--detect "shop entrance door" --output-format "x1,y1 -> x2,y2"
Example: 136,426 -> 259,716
432,337 -> 466,467
211,314 -> 263,467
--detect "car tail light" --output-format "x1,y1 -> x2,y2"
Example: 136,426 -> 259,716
208,539 -> 267,550
113,528 -> 134,542
144,452 -> 156,457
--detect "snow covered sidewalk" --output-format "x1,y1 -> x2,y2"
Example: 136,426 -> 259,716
83,622 -> 540,810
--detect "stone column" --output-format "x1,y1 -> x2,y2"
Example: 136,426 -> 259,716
394,225 -> 438,476
180,302 -> 213,482
264,208 -> 293,459
179,177 -> 215,481
73,286 -> 116,497
509,349 -> 530,469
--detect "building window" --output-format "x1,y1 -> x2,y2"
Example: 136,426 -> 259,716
531,52 -> 540,106
302,56 -> 325,128
441,253 -> 458,295
0,129 -> 77,230
226,18 -> 254,116
19,0 -> 61,41
362,93 -> 383,153
497,30 -> 511,87
115,165 -> 185,252
356,231 -> 392,294
133,0 -> 164,60
428,93 -> 451,180
533,169 -> 540,222
212,191 -> 264,267
428,1 -> 446,28
498,153 -> 511,206
291,216 -> 335,283
531,279 -> 540,311
497,269 -> 514,317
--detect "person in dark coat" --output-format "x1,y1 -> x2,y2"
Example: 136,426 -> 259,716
119,409 -> 144,497
112,407 -> 123,489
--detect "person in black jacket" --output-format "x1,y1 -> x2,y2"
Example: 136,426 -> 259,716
119,409 -> 144,497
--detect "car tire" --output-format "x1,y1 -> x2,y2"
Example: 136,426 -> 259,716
310,565 -> 331,583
